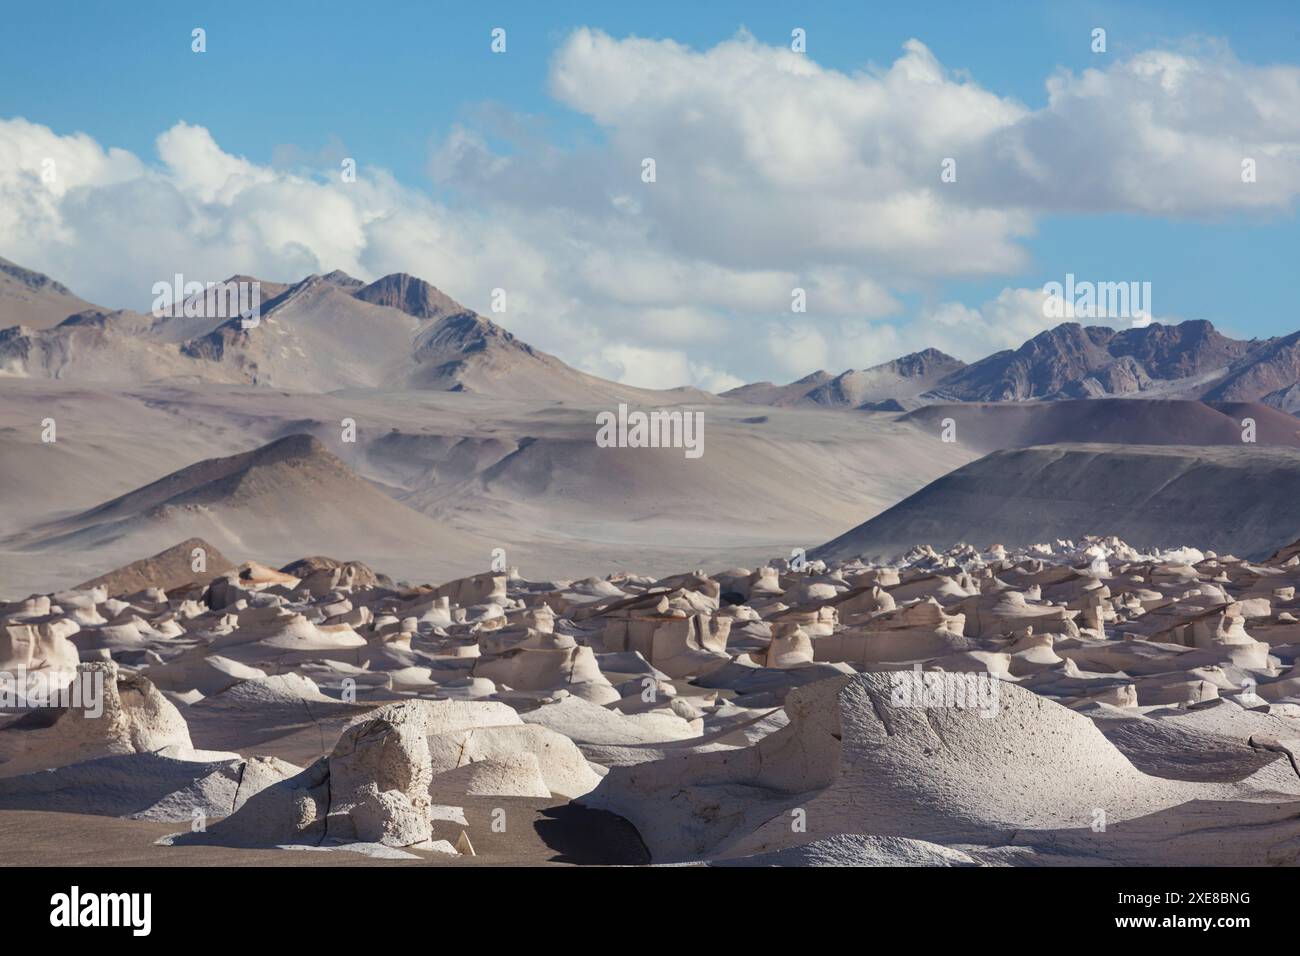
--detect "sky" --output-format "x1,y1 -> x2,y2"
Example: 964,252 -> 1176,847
1,0 -> 1298,390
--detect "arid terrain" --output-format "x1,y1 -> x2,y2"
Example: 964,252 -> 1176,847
4,536 -> 1300,866
4,257 -> 1300,867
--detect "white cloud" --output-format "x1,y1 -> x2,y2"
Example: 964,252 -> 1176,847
0,31 -> 1296,391
156,122 -> 272,204
1000,44 -> 1300,214
917,288 -> 1072,357
585,343 -> 744,392
764,322 -> 830,378
753,284 -> 1174,374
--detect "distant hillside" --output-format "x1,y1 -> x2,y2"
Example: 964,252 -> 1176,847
723,349 -> 965,408
813,443 -> 1300,563
8,433 -> 492,575
898,399 -> 1300,453
726,320 -> 1300,412
76,537 -> 235,594
0,256 -> 102,330
922,321 -> 1252,402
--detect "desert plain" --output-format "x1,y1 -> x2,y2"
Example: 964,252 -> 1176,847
4,259 -> 1300,867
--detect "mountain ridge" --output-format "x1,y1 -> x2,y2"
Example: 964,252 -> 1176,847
6,432 -> 492,577
731,320 -> 1300,411
723,348 -> 966,408
0,260 -> 710,402
3,256 -> 1299,408
0,256 -> 103,330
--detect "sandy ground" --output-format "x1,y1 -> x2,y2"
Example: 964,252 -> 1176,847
0,796 -> 649,867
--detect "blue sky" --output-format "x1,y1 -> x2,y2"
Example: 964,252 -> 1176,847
7,1 -> 1298,169
2,1 -> 1298,386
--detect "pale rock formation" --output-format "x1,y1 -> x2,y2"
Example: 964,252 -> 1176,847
431,573 -> 508,608
8,530 -> 1300,866
1,620 -> 82,701
0,662 -> 196,777
0,751 -> 298,820
519,692 -> 700,758
428,752 -> 551,799
583,672 -> 1300,866
427,724 -> 602,798
187,698 -> 522,848
600,595 -> 732,679
764,622 -> 814,668
813,599 -> 968,664
473,630 -> 619,704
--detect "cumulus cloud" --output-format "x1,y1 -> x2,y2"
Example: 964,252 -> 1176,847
0,31 -> 1296,390
585,343 -> 745,393
971,43 -> 1300,214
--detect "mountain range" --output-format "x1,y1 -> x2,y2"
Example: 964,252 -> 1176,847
738,320 -> 1300,412
0,258 -> 705,403
4,256 -> 1300,412
923,320 -> 1300,407
722,348 -> 967,410
0,257 -> 100,329
5,255 -> 1300,587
